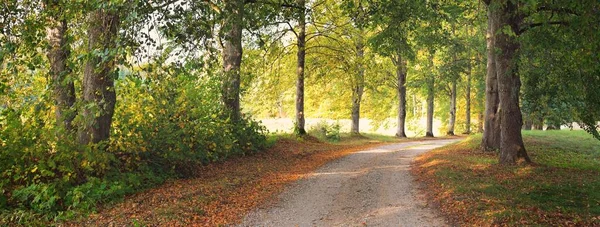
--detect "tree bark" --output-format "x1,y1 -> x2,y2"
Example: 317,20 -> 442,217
464,61 -> 472,134
477,111 -> 484,133
426,77 -> 435,138
482,3 -> 501,151
495,0 -> 531,164
78,9 -> 119,145
46,3 -> 76,132
295,0 -> 306,135
395,55 -> 407,138
351,33 -> 364,135
222,0 -> 244,122
350,86 -> 364,134
447,79 -> 457,135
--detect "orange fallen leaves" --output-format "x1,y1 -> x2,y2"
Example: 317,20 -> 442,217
411,142 -> 600,226
67,137 -> 383,226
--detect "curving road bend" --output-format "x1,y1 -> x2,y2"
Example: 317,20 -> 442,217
238,139 -> 461,227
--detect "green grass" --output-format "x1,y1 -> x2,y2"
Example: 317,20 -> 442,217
414,130 -> 600,226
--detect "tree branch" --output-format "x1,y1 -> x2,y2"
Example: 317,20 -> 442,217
519,21 -> 569,35
285,21 -> 298,38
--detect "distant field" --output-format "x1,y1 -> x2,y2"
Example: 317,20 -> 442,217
257,118 -> 591,137
258,118 -> 447,137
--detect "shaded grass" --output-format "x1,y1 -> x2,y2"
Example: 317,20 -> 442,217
413,130 -> 600,226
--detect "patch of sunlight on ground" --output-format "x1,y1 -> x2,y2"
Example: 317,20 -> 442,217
420,159 -> 449,168
358,149 -> 395,154
471,164 -> 491,171
311,171 -> 365,177
516,166 -> 534,177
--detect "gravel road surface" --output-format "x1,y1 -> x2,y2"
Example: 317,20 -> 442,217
238,139 -> 461,227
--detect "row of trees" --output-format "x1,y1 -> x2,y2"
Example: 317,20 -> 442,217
241,0 -> 600,165
243,0 -> 487,138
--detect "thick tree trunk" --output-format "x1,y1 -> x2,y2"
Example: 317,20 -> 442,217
46,6 -> 76,132
464,62 -> 472,134
295,0 -> 306,135
78,9 -> 119,145
447,79 -> 457,135
495,1 -> 531,164
426,77 -> 435,137
222,0 -> 243,122
395,55 -> 407,138
351,34 -> 364,135
482,4 -> 501,151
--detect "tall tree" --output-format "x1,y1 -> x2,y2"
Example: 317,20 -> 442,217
447,77 -> 457,135
482,0 -> 538,163
394,55 -> 408,137
78,6 -> 120,145
464,58 -> 472,134
425,51 -> 436,137
221,0 -> 244,122
493,0 -> 531,164
294,0 -> 307,135
364,0 -> 427,138
44,0 -> 76,132
350,32 -> 365,135
348,1 -> 367,135
481,1 -> 500,151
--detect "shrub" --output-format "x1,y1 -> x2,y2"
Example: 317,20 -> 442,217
309,120 -> 341,142
0,61 -> 268,224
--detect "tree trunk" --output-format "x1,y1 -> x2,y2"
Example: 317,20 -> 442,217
222,0 -> 243,122
482,4 -> 501,151
477,111 -> 484,133
447,79 -> 457,135
533,116 -> 544,130
523,118 -> 533,130
351,33 -> 364,135
46,3 -> 76,132
78,9 -> 119,145
464,61 -> 472,134
395,55 -> 407,138
495,0 -> 531,164
426,77 -> 435,137
295,0 -> 306,135
351,86 -> 363,134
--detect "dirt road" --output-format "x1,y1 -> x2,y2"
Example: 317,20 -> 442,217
238,139 -> 461,227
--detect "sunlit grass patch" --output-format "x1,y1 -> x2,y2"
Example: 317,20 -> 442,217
413,130 -> 600,226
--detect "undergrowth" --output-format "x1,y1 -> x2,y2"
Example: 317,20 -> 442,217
0,63 -> 268,225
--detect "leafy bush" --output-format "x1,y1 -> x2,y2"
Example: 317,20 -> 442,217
309,121 -> 341,142
0,61 -> 268,224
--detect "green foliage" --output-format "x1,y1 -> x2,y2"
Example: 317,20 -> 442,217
0,59 -> 268,224
309,121 -> 341,142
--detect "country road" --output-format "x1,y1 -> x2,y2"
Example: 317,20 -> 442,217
238,139 -> 461,227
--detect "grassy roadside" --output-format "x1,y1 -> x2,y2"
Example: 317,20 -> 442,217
412,130 -> 600,226
65,133 -> 426,226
